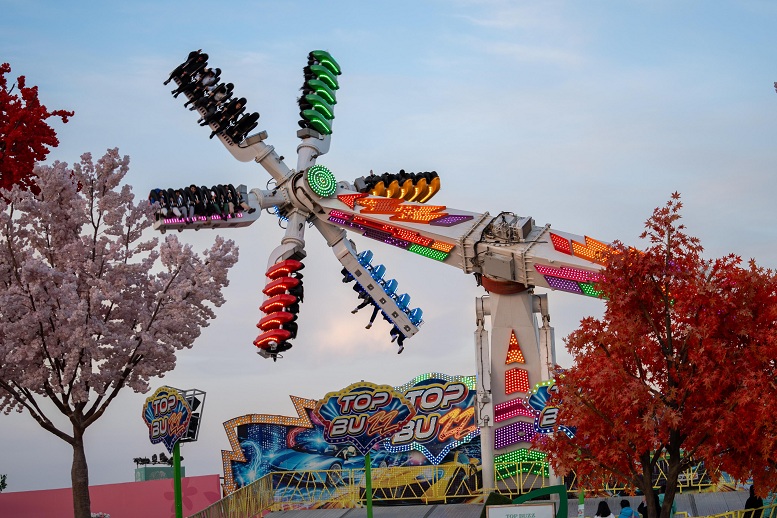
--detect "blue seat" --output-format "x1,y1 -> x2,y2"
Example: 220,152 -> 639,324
383,279 -> 398,297
357,250 -> 373,267
409,307 -> 423,325
371,264 -> 386,282
396,293 -> 410,311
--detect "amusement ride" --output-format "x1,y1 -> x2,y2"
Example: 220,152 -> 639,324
155,49 -> 611,489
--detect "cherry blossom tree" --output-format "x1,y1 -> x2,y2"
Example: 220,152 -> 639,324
537,194 -> 777,518
0,63 -> 73,192
0,149 -> 239,518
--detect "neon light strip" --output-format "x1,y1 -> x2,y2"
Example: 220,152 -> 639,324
542,275 -> 602,298
162,212 -> 244,225
494,398 -> 535,422
429,214 -> 474,227
544,275 -> 583,295
534,264 -> 601,283
392,228 -> 434,247
382,433 -> 480,465
408,244 -> 449,261
328,212 -> 454,261
494,420 -> 536,449
363,228 -> 412,249
494,449 -> 549,480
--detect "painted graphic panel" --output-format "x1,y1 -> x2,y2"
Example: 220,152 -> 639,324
142,386 -> 192,453
221,372 -> 482,505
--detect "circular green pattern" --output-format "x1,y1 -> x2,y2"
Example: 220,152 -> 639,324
306,164 -> 337,197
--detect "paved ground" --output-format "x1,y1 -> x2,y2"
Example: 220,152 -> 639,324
267,491 -> 750,518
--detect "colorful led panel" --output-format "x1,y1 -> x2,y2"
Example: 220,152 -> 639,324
505,368 -> 530,394
306,164 -> 337,197
408,244 -> 449,261
534,264 -> 601,283
328,215 -> 348,226
505,330 -> 525,364
362,228 -> 412,249
337,193 -> 367,209
544,276 -> 583,295
494,398 -> 535,422
356,198 -> 402,214
571,236 -> 610,265
393,228 -> 434,247
429,241 -> 455,253
579,282 -> 602,298
162,212 -> 243,225
353,215 -> 390,231
429,214 -> 474,227
390,205 -> 448,223
494,449 -> 549,480
550,233 -> 572,255
494,420 -> 535,449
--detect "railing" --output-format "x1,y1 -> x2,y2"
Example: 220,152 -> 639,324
189,462 -> 755,518
706,504 -> 777,518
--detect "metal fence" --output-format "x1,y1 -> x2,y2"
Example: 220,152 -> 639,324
189,462 -> 760,518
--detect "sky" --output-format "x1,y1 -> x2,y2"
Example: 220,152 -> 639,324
1,0 -> 776,494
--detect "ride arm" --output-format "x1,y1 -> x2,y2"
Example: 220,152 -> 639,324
323,224 -> 420,339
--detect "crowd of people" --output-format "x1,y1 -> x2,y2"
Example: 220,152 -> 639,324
341,250 -> 423,354
592,482 -> 765,518
165,50 -> 261,144
148,183 -> 256,223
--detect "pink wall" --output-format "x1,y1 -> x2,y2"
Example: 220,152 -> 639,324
0,474 -> 222,518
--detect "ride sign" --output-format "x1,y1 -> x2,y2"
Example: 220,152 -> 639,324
314,381 -> 416,455
384,374 -> 479,464
142,386 -> 193,453
527,380 -> 576,439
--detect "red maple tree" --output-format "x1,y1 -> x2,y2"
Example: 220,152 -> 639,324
0,63 -> 73,192
537,194 -> 777,518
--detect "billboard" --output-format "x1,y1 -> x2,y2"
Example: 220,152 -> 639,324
221,372 -> 482,504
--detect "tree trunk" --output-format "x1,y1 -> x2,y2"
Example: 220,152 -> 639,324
71,427 -> 91,518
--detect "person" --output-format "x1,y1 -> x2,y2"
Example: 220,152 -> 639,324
619,499 -> 639,518
164,49 -> 204,85
207,190 -> 223,218
351,286 -> 371,314
364,304 -> 380,329
224,111 -> 260,142
744,485 -> 764,518
658,485 -> 676,518
390,326 -> 405,354
595,501 -> 615,518
188,185 -> 206,216
341,267 -> 354,283
179,189 -> 195,222
233,187 -> 256,214
638,491 -> 660,518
